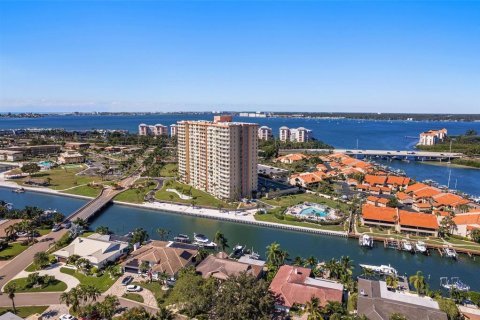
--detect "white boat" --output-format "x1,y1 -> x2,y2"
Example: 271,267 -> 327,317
193,233 -> 217,248
230,244 -> 246,258
4,203 -> 14,210
443,247 -> 457,259
440,277 -> 470,292
13,188 -> 25,193
359,234 -> 374,248
359,264 -> 398,276
415,241 -> 427,254
173,234 -> 191,243
401,240 -> 413,252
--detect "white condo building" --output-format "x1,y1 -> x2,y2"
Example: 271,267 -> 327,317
138,123 -> 169,136
177,116 -> 258,201
418,128 -> 448,146
170,124 -> 178,137
258,126 -> 273,141
279,126 -> 312,142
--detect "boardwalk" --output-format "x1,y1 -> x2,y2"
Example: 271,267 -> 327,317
68,175 -> 137,222
278,148 -> 463,160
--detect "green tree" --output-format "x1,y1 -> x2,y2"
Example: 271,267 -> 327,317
266,242 -> 288,267
21,163 -> 40,175
33,251 -> 50,269
156,306 -> 174,320
61,287 -> 81,313
116,307 -> 153,320
305,296 -> 323,320
471,229 -> 480,244
156,228 -> 171,241
98,295 -> 120,319
130,228 -> 149,245
409,271 -> 427,295
95,226 -> 111,235
214,231 -> 229,251
436,297 -> 461,320
4,283 -> 17,314
386,275 -> 399,290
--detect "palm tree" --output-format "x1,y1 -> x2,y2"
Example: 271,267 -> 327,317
157,306 -> 174,320
98,295 -> 120,319
5,224 -> 17,240
409,271 -> 426,294
293,256 -> 304,266
386,275 -> 399,290
4,283 -> 17,314
214,231 -> 229,251
361,267 -> 375,279
306,255 -> 317,268
156,228 -> 171,241
266,242 -> 282,267
60,288 -> 80,313
305,296 -> 323,320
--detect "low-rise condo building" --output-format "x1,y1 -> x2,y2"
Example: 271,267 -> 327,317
170,124 -> 177,136
258,126 -> 273,141
177,116 -> 258,200
0,150 -> 24,162
418,128 -> 448,146
58,151 -> 85,164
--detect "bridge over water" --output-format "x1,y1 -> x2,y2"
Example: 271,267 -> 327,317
67,175 -> 137,222
278,149 -> 463,161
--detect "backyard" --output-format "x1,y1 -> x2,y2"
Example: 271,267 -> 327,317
155,180 -> 238,209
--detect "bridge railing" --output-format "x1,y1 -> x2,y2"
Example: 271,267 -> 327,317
67,187 -> 108,221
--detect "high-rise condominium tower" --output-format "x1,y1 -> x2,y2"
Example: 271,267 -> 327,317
177,116 -> 258,201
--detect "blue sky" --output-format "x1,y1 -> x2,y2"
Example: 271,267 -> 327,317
0,1 -> 479,113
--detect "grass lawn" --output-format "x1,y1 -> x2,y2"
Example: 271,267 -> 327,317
122,293 -> 144,303
7,277 -> 67,293
262,193 -> 350,213
255,213 -> 346,232
36,228 -> 52,236
155,180 -> 237,209
133,281 -> 166,301
60,267 -> 117,292
160,163 -> 177,177
16,165 -> 101,190
0,306 -> 48,318
114,179 -> 157,204
25,263 -> 38,272
0,243 -> 29,260
62,185 -> 102,197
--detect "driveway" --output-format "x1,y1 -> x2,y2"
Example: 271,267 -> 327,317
7,263 -> 80,291
104,274 -> 158,309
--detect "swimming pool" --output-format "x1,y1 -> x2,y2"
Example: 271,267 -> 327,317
299,207 -> 328,217
38,161 -> 54,169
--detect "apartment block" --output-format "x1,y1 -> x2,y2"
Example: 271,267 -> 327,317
279,126 -> 312,142
177,117 -> 258,200
138,123 -> 169,136
258,126 -> 273,141
418,128 -> 448,146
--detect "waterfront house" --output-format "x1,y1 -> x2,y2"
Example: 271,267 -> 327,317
431,193 -> 472,213
275,153 -> 308,164
386,176 -> 411,190
269,265 -> 344,312
53,233 -> 129,268
396,192 -> 414,206
364,175 -> 388,187
418,128 -> 448,146
361,204 -> 397,229
122,241 -> 198,279
196,252 -> 264,280
357,279 -> 447,320
452,211 -> 480,238
399,211 -> 439,237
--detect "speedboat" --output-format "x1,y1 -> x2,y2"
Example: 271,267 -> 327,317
441,277 -> 470,291
401,240 -> 413,252
415,241 -> 427,254
230,244 -> 246,258
359,234 -> 374,248
443,248 -> 457,259
173,234 -> 191,243
13,188 -> 25,193
4,203 -> 13,210
359,264 -> 398,276
193,233 -> 217,248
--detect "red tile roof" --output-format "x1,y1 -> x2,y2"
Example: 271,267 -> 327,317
362,204 -> 396,223
269,265 -> 343,308
364,175 -> 388,186
399,211 -> 439,230
386,176 -> 411,186
405,183 -> 428,194
432,193 -> 471,207
453,213 -> 480,226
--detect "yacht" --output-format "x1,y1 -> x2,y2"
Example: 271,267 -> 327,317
173,234 -> 191,243
359,234 -> 374,248
415,241 -> 428,254
13,188 -> 25,193
401,240 -> 413,252
359,264 -> 398,276
193,233 -> 217,248
443,247 -> 458,260
440,277 -> 470,292
230,244 -> 246,259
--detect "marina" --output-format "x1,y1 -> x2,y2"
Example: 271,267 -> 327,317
1,186 -> 479,291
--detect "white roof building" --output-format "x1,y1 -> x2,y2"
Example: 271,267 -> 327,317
53,233 -> 129,267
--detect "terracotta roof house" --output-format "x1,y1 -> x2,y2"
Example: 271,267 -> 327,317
275,153 -> 308,164
366,196 -> 390,208
386,176 -> 411,189
269,265 -> 344,312
399,211 -> 439,237
122,241 -> 198,278
358,279 -> 447,320
452,212 -> 480,238
413,187 -> 442,200
412,202 -> 433,213
432,193 -> 471,212
196,252 -> 264,280
289,171 -> 326,188
361,204 -> 397,228
405,183 -> 428,194
396,192 -> 413,205
364,175 -> 388,187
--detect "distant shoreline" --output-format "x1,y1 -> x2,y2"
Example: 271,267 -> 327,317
420,161 -> 480,170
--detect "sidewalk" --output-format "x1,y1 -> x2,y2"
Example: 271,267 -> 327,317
8,263 -> 79,291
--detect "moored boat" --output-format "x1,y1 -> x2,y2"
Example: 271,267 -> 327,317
440,277 -> 470,291
359,264 -> 398,276
173,234 -> 191,243
230,244 -> 246,259
193,233 -> 217,248
401,240 -> 413,252
13,188 -> 25,193
415,241 -> 428,254
359,234 -> 374,248
443,247 -> 457,260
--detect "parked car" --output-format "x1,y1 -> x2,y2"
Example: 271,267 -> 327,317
63,221 -> 72,229
52,224 -> 62,232
59,314 -> 77,320
126,285 -> 142,292
121,276 -> 133,286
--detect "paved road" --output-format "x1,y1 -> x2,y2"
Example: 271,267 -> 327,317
279,148 -> 463,158
0,229 -> 68,290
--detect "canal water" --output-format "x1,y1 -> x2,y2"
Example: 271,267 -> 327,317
1,187 -> 479,291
